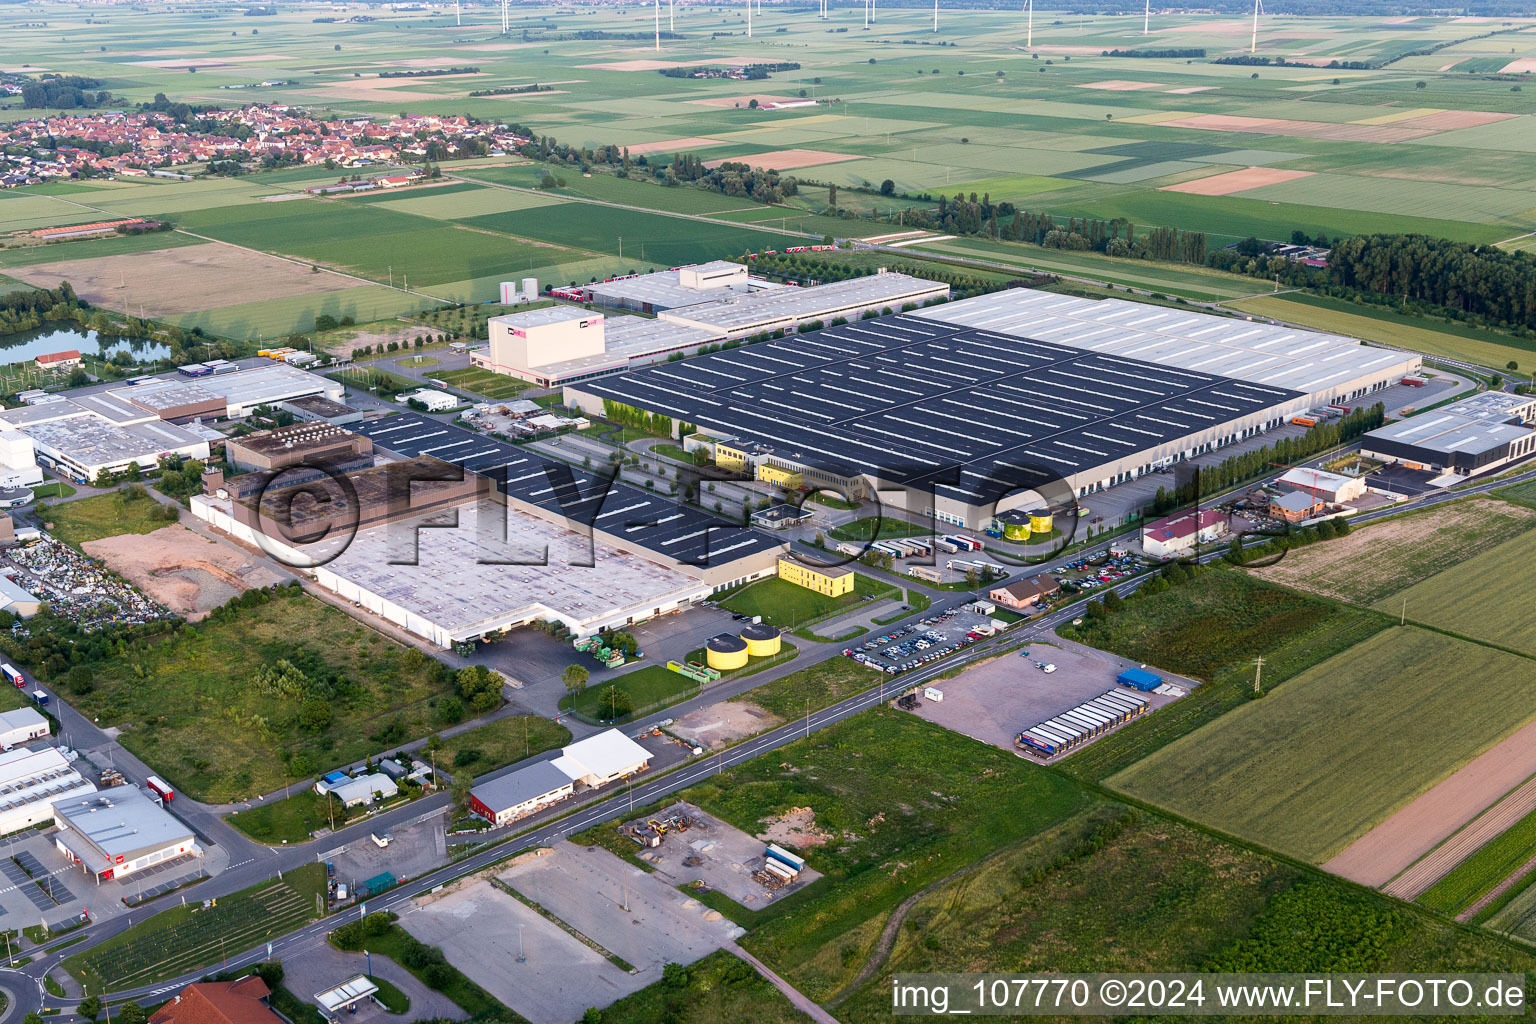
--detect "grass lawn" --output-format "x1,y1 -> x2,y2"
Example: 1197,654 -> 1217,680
648,443 -> 704,466
672,710 -> 1092,1001
40,488 -> 178,546
1418,805 -> 1536,917
720,573 -> 894,628
436,366 -> 531,400
228,788 -> 363,845
1498,479 -> 1536,508
63,863 -> 325,991
434,714 -> 571,779
740,655 -> 885,720
31,481 -> 74,500
1058,568 -> 1392,783
1378,527 -> 1536,657
1109,626 -> 1536,864
1250,497 -> 1536,607
68,587 -> 454,801
559,664 -> 699,723
400,354 -> 440,367
827,517 -> 933,542
589,948 -> 814,1024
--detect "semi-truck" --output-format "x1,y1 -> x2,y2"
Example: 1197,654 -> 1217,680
146,776 -> 174,803
1,664 -> 22,687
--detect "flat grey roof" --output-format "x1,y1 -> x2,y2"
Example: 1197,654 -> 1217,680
200,363 -> 336,407
1366,411 -> 1534,455
529,316 -> 723,381
22,414 -> 206,469
663,273 -> 946,332
54,786 -> 192,862
589,261 -> 760,310
109,379 -> 220,412
490,306 -> 592,330
922,289 -> 1418,398
1443,391 -> 1536,421
471,759 -> 572,812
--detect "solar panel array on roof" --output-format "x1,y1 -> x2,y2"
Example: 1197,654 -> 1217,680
576,314 -> 1301,507
351,414 -> 781,570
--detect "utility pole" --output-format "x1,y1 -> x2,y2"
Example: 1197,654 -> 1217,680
1251,655 -> 1265,696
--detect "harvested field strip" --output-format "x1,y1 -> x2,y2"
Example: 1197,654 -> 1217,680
1415,803 -> 1536,915
1249,497 -> 1536,606
1385,770 -> 1536,902
1109,627 -> 1536,865
1376,527 -> 1536,656
1324,716 -> 1536,889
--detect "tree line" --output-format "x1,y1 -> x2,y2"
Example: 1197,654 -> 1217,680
667,154 -> 799,204
17,74 -> 113,109
1328,234 -> 1536,331
1101,47 -> 1205,58
1143,403 -> 1385,518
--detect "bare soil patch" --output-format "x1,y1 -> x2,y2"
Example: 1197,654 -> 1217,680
1394,109 -> 1518,131
758,806 -> 832,847
83,524 -> 283,619
319,320 -> 429,356
1249,497 -> 1536,606
1162,166 -> 1315,196
1500,58 -> 1536,74
669,700 -> 782,749
5,242 -> 353,317
702,148 -> 858,170
1157,113 -> 1436,144
622,136 -> 726,155
688,93 -> 802,110
1166,85 -> 1217,94
1075,80 -> 1159,91
1325,717 -> 1536,889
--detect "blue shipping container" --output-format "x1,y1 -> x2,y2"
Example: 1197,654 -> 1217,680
1118,668 -> 1162,692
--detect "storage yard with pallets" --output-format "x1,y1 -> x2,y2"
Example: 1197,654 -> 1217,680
625,802 -> 822,908
903,636 -> 1190,758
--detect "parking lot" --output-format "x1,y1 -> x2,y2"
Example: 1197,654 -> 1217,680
906,636 -> 1196,760
627,802 -> 821,910
326,812 -> 448,896
843,608 -> 999,674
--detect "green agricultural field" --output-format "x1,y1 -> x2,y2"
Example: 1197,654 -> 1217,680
1251,497 -> 1536,607
66,588 -> 455,802
1418,805 -> 1536,917
1225,294 -> 1536,371
1380,528 -> 1536,657
719,572 -> 894,627
0,232 -> 201,269
559,664 -> 698,724
171,284 -> 426,338
41,488 -> 178,546
1110,626 -> 1536,864
463,203 -> 793,266
1059,568 -> 1392,783
64,863 -> 325,991
1497,479 -> 1536,507
436,366 -> 532,400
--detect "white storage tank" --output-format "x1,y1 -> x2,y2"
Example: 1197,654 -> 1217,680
522,277 -> 539,302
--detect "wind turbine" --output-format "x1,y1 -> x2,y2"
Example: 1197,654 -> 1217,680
669,0 -> 674,33
455,0 -> 459,27
1250,0 -> 1263,54
933,0 -> 937,31
863,0 -> 868,28
747,0 -> 752,36
654,0 -> 660,50
1143,0 -> 1149,35
1024,0 -> 1032,48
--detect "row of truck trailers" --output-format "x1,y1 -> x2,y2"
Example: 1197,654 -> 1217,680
869,535 -> 983,559
1014,688 -> 1151,759
762,842 -> 806,884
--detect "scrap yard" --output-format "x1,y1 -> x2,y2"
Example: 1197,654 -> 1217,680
5,536 -> 165,629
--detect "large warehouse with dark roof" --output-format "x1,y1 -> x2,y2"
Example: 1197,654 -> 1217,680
565,288 -> 1421,528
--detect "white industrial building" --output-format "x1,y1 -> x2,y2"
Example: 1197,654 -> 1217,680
1275,467 -> 1368,504
571,288 -> 1421,529
404,388 -> 458,412
314,772 -> 399,808
1141,508 -> 1230,559
1361,391 -> 1536,479
0,362 -> 342,483
53,786 -> 199,882
0,746 -> 95,838
555,729 -> 651,788
469,760 -> 576,826
470,267 -> 947,388
0,707 -> 49,750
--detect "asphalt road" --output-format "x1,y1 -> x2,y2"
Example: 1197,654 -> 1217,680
25,458 -> 1536,1009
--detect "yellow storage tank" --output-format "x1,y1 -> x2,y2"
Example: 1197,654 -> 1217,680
740,622 -> 783,657
705,633 -> 749,671
1028,510 -> 1054,534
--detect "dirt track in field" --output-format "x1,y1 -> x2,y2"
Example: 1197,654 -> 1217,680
5,242 -> 354,316
1324,717 -> 1536,890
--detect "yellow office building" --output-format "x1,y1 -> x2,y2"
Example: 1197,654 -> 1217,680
757,463 -> 803,489
777,557 -> 854,597
715,443 -> 750,473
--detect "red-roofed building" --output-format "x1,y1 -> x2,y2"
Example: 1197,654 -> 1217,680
1141,508 -> 1229,559
149,977 -> 282,1024
36,350 -> 82,370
